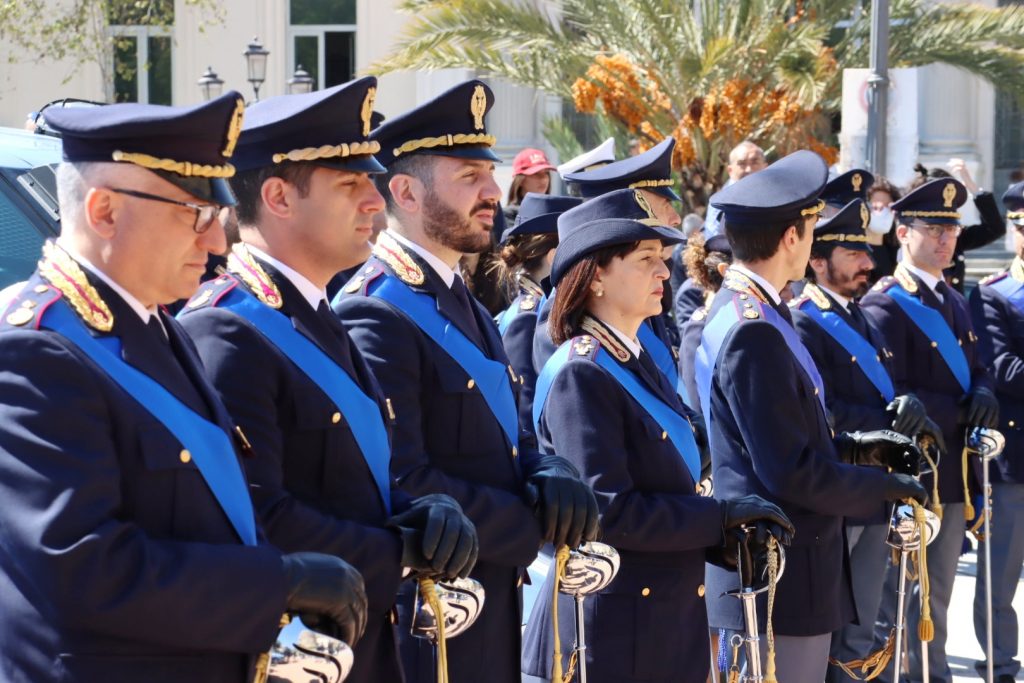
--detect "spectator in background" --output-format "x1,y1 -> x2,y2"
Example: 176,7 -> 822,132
866,176 -> 903,284
704,141 -> 768,235
908,159 -> 1004,292
504,148 -> 556,223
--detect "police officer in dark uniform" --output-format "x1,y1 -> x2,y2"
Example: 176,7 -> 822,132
821,169 -> 875,217
790,199 -> 942,681
177,79 -> 479,683
332,80 -> 599,683
861,178 -> 999,683
0,94 -> 367,683
521,207 -> 792,683
494,192 -> 581,432
696,151 -> 929,683
967,181 -> 1024,683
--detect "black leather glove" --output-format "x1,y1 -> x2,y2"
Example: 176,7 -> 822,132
524,456 -> 600,549
282,552 -> 367,646
834,430 -> 922,475
387,494 -> 479,580
720,495 -> 795,546
689,412 -> 712,481
881,472 -> 928,506
917,416 -> 947,460
961,387 -> 1000,429
887,393 -> 927,437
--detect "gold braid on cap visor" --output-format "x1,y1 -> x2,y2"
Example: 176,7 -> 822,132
272,140 -> 381,164
111,151 -> 235,178
629,179 -> 674,189
392,133 -> 497,159
801,199 -> 826,216
897,210 -> 961,219
816,233 -> 869,243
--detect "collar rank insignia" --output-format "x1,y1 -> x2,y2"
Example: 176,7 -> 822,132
187,288 -> 214,309
894,264 -> 919,294
580,315 -> 631,362
804,282 -> 831,310
573,334 -> 596,357
1011,257 -> 1024,283
342,275 -> 366,294
37,241 -> 114,332
227,243 -> 284,308
373,232 -> 425,286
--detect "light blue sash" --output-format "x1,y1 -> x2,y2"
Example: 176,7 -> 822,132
989,274 -> 1024,316
534,340 -> 701,481
888,284 -> 971,393
43,300 -> 257,545
213,287 -> 392,512
367,274 -> 519,451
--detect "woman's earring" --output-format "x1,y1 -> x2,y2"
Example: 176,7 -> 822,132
596,289 -> 604,297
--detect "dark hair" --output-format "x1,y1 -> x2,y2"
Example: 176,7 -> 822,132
549,241 -> 640,345
682,232 -> 731,293
491,233 -> 559,296
724,218 -> 807,262
907,163 -> 951,191
869,175 -> 902,204
375,154 -> 436,213
230,162 -> 318,225
506,174 -> 528,206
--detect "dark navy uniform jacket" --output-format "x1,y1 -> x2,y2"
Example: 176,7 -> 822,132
673,277 -> 705,337
969,263 -> 1024,484
678,306 -> 708,411
0,266 -> 286,683
861,266 -> 993,502
704,275 -> 899,637
944,191 -> 1003,292
498,276 -> 545,433
177,253 -> 406,683
792,284 -> 897,525
522,320 -> 721,683
334,236 -> 547,683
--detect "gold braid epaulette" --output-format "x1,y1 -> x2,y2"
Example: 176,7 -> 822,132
111,151 -> 235,178
37,241 -> 114,332
392,134 -> 497,159
227,243 -> 284,309
1011,257 -> 1024,283
580,315 -> 631,362
802,282 -> 832,311
272,140 -> 381,164
629,178 -> 674,189
893,264 -> 919,294
722,269 -> 769,304
372,232 -> 425,286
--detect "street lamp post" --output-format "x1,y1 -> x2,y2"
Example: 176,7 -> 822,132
243,36 -> 270,102
287,65 -> 315,95
865,0 -> 890,176
197,66 -> 224,102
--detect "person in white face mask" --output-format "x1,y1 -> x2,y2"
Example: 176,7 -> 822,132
866,177 -> 903,284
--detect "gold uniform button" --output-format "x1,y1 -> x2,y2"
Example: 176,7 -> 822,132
850,356 -> 857,363
517,576 -> 524,587
179,449 -> 192,464
931,341 -> 938,348
814,387 -> 819,396
511,446 -> 518,458
1010,420 -> 1016,428
467,379 -> 476,390
331,412 -> 342,424
641,587 -> 651,597
661,431 -> 668,441
697,584 -> 706,597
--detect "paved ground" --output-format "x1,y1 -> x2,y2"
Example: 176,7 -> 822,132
949,545 -> 1024,683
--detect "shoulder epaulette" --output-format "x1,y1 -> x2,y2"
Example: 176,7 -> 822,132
372,232 -> 424,286
184,273 -> 239,311
580,316 -> 632,362
517,293 -> 538,312
340,261 -> 386,297
871,275 -> 898,293
1,281 -> 61,331
801,282 -> 832,310
567,334 -> 601,362
893,265 -> 919,294
227,244 -> 283,308
979,271 -> 1009,288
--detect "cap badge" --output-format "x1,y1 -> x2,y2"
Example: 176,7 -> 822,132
860,202 -> 870,229
943,182 -> 956,208
361,86 -> 377,137
471,85 -> 487,131
221,96 -> 246,158
851,173 -> 863,193
634,190 -> 656,220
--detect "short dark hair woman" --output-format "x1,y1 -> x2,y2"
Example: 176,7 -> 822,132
520,213 -> 792,683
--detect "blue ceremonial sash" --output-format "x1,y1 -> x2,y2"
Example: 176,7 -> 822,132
799,303 -> 895,402
888,284 -> 971,393
637,320 -> 680,390
212,288 -> 392,512
534,341 -> 701,481
495,305 -> 516,336
695,300 -> 826,429
367,275 -> 520,451
42,300 -> 257,546
989,275 -> 1024,316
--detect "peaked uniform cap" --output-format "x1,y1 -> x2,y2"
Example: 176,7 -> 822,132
557,137 -> 617,177
814,199 -> 872,252
1001,181 -> 1024,223
232,76 -> 385,174
564,138 -> 680,201
822,168 -> 874,207
43,90 -> 247,205
892,177 -> 968,225
710,149 -> 829,228
501,193 -> 582,242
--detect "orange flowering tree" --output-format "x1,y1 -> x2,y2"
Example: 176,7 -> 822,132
374,0 -> 1024,212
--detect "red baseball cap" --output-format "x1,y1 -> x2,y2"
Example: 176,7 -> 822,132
512,148 -> 555,176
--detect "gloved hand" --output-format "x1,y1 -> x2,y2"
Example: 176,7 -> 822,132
717,496 -> 795,582
387,494 -> 479,580
881,473 -> 929,506
961,387 -> 1000,429
917,416 -> 947,460
689,412 -> 712,481
282,552 -> 367,646
834,430 -> 922,475
524,457 -> 600,549
887,393 -> 927,437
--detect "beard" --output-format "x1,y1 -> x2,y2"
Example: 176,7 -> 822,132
421,189 -> 495,255
826,259 -> 872,298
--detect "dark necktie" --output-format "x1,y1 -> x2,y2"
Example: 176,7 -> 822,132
934,281 -> 955,328
316,299 -> 358,377
146,314 -> 170,346
847,300 -> 869,337
450,276 -> 484,346
775,298 -> 794,325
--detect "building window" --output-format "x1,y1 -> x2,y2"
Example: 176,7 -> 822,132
288,0 -> 356,91
109,2 -> 173,104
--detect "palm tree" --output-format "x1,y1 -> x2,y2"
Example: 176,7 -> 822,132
372,0 -> 1024,213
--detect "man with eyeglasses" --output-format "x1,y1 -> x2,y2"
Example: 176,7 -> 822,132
0,94 -> 369,683
967,181 -> 1024,683
862,177 -> 998,683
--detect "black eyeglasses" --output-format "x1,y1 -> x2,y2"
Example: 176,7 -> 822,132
109,188 -> 231,234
